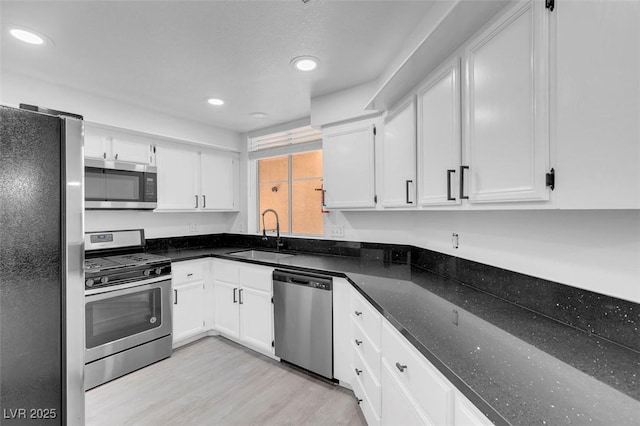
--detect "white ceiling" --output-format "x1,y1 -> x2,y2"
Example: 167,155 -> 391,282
0,0 -> 435,133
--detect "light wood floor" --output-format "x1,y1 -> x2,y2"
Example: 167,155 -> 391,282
86,336 -> 366,425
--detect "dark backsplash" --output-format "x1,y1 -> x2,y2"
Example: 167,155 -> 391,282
146,233 -> 639,352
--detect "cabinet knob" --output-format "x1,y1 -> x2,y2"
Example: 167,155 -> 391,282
395,362 -> 408,373
357,398 -> 363,405
355,368 -> 362,376
354,311 -> 362,316
355,339 -> 362,346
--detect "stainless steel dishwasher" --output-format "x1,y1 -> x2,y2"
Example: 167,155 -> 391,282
273,269 -> 333,380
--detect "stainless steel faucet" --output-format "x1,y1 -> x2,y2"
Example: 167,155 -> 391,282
261,209 -> 284,251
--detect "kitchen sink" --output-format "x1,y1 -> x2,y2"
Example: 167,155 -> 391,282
227,250 -> 295,261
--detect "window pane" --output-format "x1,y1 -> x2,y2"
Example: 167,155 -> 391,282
259,182 -> 289,233
258,157 -> 288,182
292,178 -> 323,235
292,151 -> 322,179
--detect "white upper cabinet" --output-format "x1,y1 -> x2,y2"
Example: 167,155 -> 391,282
554,0 -> 640,209
323,118 -> 378,209
200,152 -> 237,211
84,123 -> 155,165
417,58 -> 462,207
381,98 -> 417,208
111,138 -> 155,164
156,145 -> 238,212
156,145 -> 199,210
464,0 -> 551,203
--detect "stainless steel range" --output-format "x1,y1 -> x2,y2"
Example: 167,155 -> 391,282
84,229 -> 172,390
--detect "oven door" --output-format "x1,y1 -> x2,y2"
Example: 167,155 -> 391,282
85,277 -> 172,363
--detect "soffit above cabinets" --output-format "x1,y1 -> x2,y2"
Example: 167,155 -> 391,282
0,0 -> 435,133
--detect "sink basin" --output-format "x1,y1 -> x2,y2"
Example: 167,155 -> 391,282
227,250 -> 294,261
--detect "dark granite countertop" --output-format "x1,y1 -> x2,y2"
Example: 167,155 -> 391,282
151,245 -> 640,426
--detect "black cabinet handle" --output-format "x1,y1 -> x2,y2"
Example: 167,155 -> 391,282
396,362 -> 407,372
355,339 -> 362,346
233,288 -> 237,303
447,170 -> 456,201
405,180 -> 413,204
174,289 -> 177,305
239,288 -> 244,305
115,153 -> 119,160
357,398 -> 363,405
460,166 -> 469,200
195,195 -> 199,208
355,368 -> 362,376
203,195 -> 206,208
354,311 -> 362,316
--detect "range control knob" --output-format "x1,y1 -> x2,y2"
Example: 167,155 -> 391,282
85,279 -> 95,287
155,267 -> 163,275
143,269 -> 152,276
100,276 -> 109,285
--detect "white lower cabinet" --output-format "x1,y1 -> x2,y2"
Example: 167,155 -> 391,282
336,283 -> 492,426
172,259 -> 210,346
212,259 -> 274,356
381,358 -> 430,426
454,390 -> 493,426
381,320 -> 454,426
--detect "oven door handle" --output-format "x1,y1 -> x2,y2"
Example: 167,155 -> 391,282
85,275 -> 172,297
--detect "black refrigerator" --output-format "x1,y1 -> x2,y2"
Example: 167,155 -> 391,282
0,105 -> 84,425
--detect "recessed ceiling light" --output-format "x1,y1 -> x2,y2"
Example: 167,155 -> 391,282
10,28 -> 45,45
205,98 -> 224,106
291,56 -> 319,72
250,112 -> 268,119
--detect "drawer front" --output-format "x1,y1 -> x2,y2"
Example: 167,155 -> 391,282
352,372 -> 381,426
350,288 -> 382,348
351,317 -> 381,382
351,341 -> 381,417
212,259 -> 239,283
172,260 -> 206,284
382,320 -> 453,426
454,390 -> 493,426
239,264 -> 273,292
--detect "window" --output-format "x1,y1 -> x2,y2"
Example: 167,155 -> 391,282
258,150 -> 323,236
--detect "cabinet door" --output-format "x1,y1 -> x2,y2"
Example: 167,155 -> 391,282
381,98 -> 417,207
381,359 -> 430,426
465,0 -> 550,203
323,120 -> 377,209
156,145 -> 199,210
173,281 -> 205,342
85,134 -> 109,160
333,278 -> 352,384
418,58 -> 462,206
111,138 -> 154,164
200,151 -> 237,211
213,280 -> 240,339
454,391 -> 493,426
239,287 -> 273,354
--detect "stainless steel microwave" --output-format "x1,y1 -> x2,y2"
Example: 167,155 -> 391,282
85,159 -> 157,209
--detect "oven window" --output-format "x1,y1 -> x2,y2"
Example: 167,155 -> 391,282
86,288 -> 162,349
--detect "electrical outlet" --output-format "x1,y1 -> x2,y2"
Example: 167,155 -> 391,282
189,223 -> 197,232
329,225 -> 345,238
452,233 -> 459,249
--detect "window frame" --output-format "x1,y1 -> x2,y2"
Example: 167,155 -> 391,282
249,141 -> 324,237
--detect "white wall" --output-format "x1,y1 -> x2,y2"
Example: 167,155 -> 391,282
1,71 -> 243,237
85,211 -> 237,239
1,71 -> 241,150
327,209 -> 640,304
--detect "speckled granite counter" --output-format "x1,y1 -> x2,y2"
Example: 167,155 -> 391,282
148,239 -> 640,426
